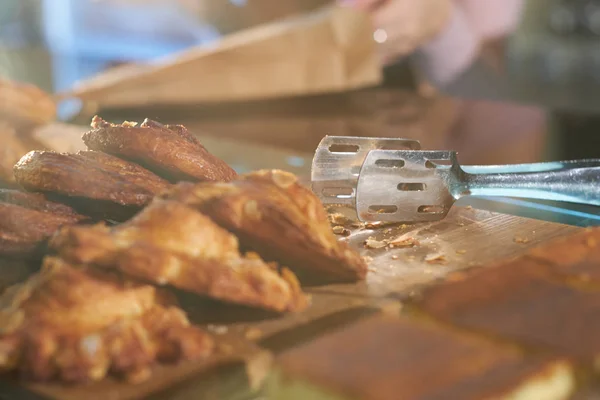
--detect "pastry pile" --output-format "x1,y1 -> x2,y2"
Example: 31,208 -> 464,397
0,83 -> 367,384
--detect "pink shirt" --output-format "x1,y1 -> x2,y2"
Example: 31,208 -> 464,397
415,0 -> 524,86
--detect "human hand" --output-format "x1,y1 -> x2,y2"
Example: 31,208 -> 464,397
340,0 -> 452,64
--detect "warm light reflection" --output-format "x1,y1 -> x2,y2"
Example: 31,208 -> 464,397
373,28 -> 387,44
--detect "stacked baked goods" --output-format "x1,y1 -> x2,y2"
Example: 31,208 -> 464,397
0,107 -> 367,383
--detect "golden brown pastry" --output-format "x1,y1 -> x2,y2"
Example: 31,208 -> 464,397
0,257 -> 214,383
0,189 -> 89,258
161,170 -> 368,283
0,123 -> 29,187
50,200 -> 308,312
0,189 -> 87,218
83,116 -> 238,183
13,150 -> 170,221
0,201 -> 88,258
0,78 -> 56,130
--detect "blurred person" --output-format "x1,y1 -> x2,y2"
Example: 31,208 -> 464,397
341,0 -> 548,165
340,0 -> 524,87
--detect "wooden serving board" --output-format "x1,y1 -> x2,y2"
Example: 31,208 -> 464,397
0,206 -> 582,400
265,228 -> 600,400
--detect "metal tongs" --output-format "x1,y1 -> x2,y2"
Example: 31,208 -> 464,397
311,136 -> 600,223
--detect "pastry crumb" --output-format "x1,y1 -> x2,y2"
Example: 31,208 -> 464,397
332,226 -> 344,234
363,256 -> 374,264
328,212 -> 349,225
365,237 -> 387,249
514,236 -> 530,244
389,236 -> 419,248
332,226 -> 350,236
455,249 -> 467,255
391,255 -> 399,260
424,253 -> 447,264
465,205 -> 473,210
327,212 -> 362,227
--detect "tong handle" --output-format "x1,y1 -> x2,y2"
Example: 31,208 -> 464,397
461,160 -> 600,206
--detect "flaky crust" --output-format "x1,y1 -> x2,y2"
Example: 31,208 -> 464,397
0,202 -> 88,258
0,79 -> 56,130
0,257 -> 214,383
0,189 -> 87,218
50,200 -> 307,312
13,150 -> 170,221
161,170 -> 368,282
83,116 -> 238,183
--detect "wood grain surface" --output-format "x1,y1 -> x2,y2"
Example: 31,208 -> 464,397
415,229 -> 600,364
269,315 -> 574,400
0,206 -> 583,399
265,228 -> 600,400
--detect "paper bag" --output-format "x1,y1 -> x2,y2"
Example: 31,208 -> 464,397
61,5 -> 382,108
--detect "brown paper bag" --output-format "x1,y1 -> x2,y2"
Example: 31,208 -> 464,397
61,5 -> 382,109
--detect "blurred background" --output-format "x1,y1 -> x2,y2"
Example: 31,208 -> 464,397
0,0 -> 598,224
0,0 -> 599,168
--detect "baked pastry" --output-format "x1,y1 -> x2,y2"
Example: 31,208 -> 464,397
0,257 -> 214,383
50,200 -> 308,312
13,150 -> 170,221
0,189 -> 89,257
0,78 -> 56,130
83,116 -> 238,183
162,170 -> 368,283
0,197 -> 88,258
0,189 -> 88,218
